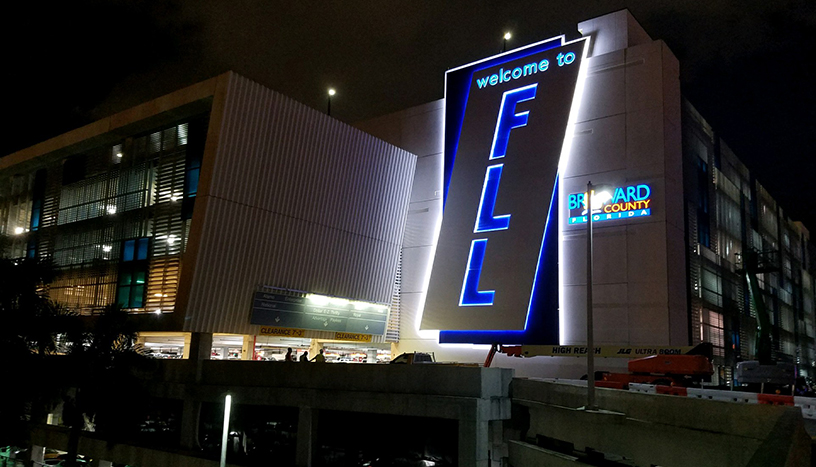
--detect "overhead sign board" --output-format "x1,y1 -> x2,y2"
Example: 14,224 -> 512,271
421,36 -> 590,345
250,292 -> 388,335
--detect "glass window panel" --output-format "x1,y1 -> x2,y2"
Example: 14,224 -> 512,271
137,238 -> 149,260
118,287 -> 131,308
119,272 -> 132,286
131,286 -> 145,308
123,240 -> 135,261
134,271 -> 146,284
186,168 -> 200,197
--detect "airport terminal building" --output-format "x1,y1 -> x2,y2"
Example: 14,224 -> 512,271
2,10 -> 814,383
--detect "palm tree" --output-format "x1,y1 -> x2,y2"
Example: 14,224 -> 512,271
62,305 -> 153,466
0,240 -> 74,450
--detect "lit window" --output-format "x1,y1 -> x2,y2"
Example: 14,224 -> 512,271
117,237 -> 150,309
112,144 -> 123,164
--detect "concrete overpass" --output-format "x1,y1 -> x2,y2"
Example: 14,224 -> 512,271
29,360 -> 810,467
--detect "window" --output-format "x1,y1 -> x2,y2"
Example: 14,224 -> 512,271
30,169 -> 47,231
112,144 -> 123,164
181,121 -> 202,220
117,238 -> 150,309
703,310 -> 724,357
62,155 -> 86,185
697,158 -> 710,248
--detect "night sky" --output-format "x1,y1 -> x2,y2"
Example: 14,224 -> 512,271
3,1 -> 815,228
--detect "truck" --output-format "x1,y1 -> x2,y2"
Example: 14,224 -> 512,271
390,352 -> 435,364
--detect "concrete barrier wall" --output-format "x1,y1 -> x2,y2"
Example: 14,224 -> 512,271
511,379 -> 810,467
150,359 -> 512,399
31,425 -> 237,467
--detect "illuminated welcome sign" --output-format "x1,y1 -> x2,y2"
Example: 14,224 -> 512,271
421,36 -> 589,345
567,184 -> 652,224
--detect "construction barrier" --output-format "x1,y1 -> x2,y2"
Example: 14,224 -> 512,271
655,385 -> 688,396
757,393 -> 795,406
595,380 -> 626,389
794,396 -> 816,419
686,387 -> 758,404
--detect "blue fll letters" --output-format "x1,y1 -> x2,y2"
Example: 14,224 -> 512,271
459,83 -> 538,307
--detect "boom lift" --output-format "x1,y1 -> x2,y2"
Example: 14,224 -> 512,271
734,249 -> 796,392
484,343 -> 713,388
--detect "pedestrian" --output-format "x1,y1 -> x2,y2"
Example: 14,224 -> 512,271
311,348 -> 326,363
285,347 -> 294,362
300,351 -> 309,363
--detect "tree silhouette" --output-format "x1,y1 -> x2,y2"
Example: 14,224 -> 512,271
0,239 -> 76,449
62,305 -> 154,466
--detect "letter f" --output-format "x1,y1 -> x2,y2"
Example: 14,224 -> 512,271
489,83 -> 538,160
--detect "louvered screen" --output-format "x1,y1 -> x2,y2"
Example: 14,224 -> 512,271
386,249 -> 403,343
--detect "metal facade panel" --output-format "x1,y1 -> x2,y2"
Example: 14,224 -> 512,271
185,74 -> 416,334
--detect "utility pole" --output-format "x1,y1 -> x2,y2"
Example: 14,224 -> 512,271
586,181 -> 597,411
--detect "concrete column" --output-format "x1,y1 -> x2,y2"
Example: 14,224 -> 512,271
296,407 -> 319,467
182,333 -> 192,359
186,332 -> 213,361
365,349 -> 377,363
459,420 -> 490,467
308,340 -> 323,361
180,398 -> 202,450
241,335 -> 255,360
30,445 -> 44,466
489,420 -> 508,466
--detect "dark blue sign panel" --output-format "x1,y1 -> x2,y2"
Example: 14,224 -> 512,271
421,36 -> 589,344
250,292 -> 388,335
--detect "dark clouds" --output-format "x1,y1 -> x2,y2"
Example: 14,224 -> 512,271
3,1 -> 815,225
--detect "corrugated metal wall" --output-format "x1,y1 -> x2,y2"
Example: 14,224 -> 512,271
184,73 -> 416,334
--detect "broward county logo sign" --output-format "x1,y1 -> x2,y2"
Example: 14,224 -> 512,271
567,184 -> 652,224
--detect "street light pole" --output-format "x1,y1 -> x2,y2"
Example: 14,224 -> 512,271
327,88 -> 336,116
502,32 -> 512,52
586,181 -> 597,411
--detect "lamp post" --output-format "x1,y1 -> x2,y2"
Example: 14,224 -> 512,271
327,88 -> 336,116
586,181 -> 597,411
220,394 -> 232,467
502,32 -> 512,52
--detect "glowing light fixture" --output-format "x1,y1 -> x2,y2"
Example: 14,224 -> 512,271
329,297 -> 350,307
106,205 -> 117,215
504,32 -> 512,40
307,294 -> 330,306
14,227 -> 24,235
328,88 -> 336,96
220,394 -> 232,467
305,293 -> 388,313
102,245 -> 112,253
